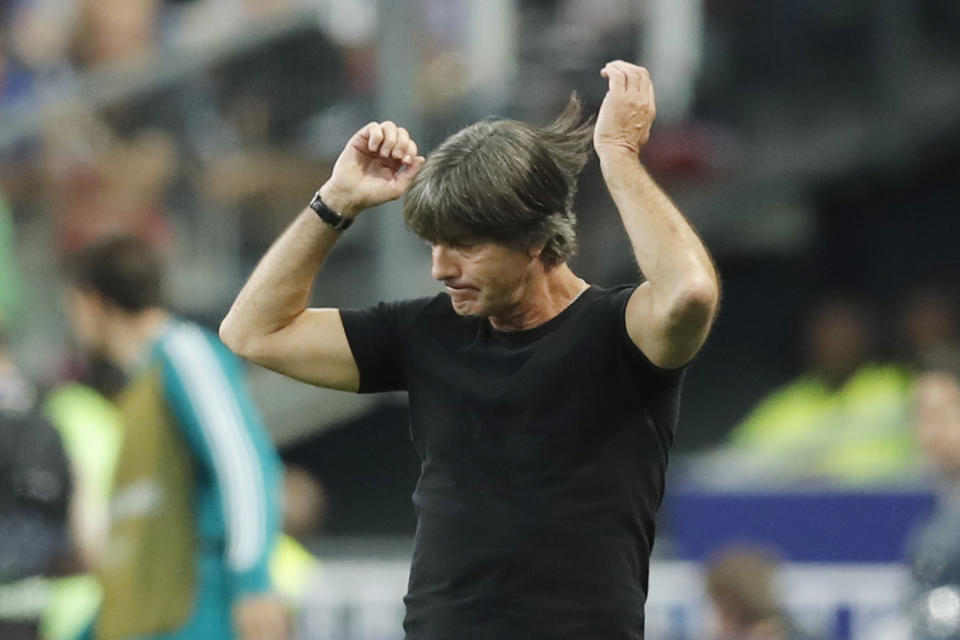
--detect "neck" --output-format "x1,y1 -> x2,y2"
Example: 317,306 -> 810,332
489,263 -> 586,332
105,308 -> 171,370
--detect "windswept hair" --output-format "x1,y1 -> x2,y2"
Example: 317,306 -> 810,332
65,234 -> 165,312
404,94 -> 594,266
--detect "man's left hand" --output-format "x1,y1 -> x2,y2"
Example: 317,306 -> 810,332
594,60 -> 657,159
233,593 -> 288,640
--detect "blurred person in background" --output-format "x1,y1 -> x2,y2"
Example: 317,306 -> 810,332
705,547 -> 816,640
269,466 -> 324,638
204,23 -> 347,264
222,60 -> 720,639
41,368 -> 123,640
41,0 -> 177,253
279,465 -> 327,543
42,110 -> 176,252
0,324 -> 73,640
62,235 -> 286,640
898,285 -> 960,368
69,0 -> 159,69
722,294 -> 917,484
908,353 -> 960,640
42,375 -> 321,640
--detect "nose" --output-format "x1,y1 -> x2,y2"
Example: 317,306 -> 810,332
431,244 -> 460,281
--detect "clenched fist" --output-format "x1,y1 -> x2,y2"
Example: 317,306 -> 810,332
594,61 -> 657,159
320,120 -> 426,218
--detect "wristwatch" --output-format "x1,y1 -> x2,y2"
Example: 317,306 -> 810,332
308,190 -> 353,232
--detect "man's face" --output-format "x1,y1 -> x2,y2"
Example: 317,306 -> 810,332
430,241 -> 541,319
64,287 -> 110,358
914,372 -> 960,476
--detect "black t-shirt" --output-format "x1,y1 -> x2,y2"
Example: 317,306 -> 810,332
340,284 -> 685,640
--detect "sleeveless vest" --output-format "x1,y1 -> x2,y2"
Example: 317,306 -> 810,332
96,367 -> 197,640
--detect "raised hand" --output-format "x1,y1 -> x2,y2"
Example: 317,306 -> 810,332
320,121 -> 426,217
594,61 -> 657,159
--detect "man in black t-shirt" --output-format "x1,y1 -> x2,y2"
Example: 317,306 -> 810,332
222,60 -> 720,639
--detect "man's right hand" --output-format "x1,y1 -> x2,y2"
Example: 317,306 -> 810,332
320,121 -> 426,218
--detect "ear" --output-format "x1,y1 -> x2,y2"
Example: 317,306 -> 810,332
69,287 -> 109,318
527,244 -> 544,261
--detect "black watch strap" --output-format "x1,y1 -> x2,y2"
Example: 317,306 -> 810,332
309,191 -> 353,232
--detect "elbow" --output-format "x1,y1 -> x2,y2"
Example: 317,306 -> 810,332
662,277 -> 721,352
671,276 -> 720,328
219,312 -> 254,359
636,274 -> 720,370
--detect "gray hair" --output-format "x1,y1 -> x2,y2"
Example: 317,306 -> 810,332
403,94 -> 594,267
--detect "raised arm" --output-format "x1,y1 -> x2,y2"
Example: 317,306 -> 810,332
595,61 -> 720,369
219,121 -> 425,390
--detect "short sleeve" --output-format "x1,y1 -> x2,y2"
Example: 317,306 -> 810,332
340,298 -> 432,394
600,284 -> 686,377
599,285 -> 687,438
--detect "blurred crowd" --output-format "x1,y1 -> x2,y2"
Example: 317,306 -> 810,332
697,286 -> 960,487
0,0 -> 356,262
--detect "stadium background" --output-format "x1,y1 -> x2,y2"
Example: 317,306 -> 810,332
2,0 -> 960,638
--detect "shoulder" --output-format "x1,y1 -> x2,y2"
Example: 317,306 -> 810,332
847,363 -> 912,390
582,284 -> 687,376
341,293 -> 452,332
381,294 -> 448,321
584,283 -> 638,311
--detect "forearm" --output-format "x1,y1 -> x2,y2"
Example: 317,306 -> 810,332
600,152 -> 717,300
220,184 -> 354,352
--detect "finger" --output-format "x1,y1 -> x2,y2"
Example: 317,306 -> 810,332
620,63 -> 640,93
402,138 -> 419,164
608,59 -> 642,74
643,73 -> 656,111
366,122 -> 384,154
610,60 -> 649,91
397,155 -> 426,191
392,127 -> 411,160
379,121 -> 398,158
602,63 -> 627,92
350,122 -> 375,151
610,60 -> 647,92
601,64 -> 627,93
631,65 -> 652,96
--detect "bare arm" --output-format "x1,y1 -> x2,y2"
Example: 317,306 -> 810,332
595,61 -> 720,369
219,121 -> 425,390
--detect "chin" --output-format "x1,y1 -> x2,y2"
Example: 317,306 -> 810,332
448,297 -> 488,318
450,300 -> 478,317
